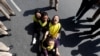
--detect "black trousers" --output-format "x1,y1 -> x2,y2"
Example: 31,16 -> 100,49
76,0 -> 98,20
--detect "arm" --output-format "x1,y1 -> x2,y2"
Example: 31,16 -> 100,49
43,31 -> 49,40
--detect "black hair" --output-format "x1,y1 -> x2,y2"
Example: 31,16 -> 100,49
34,9 -> 41,14
51,15 -> 60,23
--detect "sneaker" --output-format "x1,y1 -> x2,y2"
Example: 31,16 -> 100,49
10,14 -> 16,16
32,38 -> 36,44
6,33 -> 12,36
9,45 -> 13,50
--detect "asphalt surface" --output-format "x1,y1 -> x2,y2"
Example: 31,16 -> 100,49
0,0 -> 100,56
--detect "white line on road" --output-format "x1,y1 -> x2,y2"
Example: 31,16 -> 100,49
10,0 -> 21,12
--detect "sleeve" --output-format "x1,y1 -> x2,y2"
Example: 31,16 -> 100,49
58,24 -> 62,33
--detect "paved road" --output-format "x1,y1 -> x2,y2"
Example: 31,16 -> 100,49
0,0 -> 100,56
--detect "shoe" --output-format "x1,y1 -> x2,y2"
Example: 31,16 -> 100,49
8,19 -> 11,21
10,14 -> 16,16
9,45 -> 13,50
87,18 -> 94,22
6,33 -> 12,36
12,53 -> 17,56
6,29 -> 11,32
32,38 -> 36,45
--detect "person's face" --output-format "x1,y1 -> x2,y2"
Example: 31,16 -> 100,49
36,13 -> 41,19
53,16 -> 59,24
43,15 -> 48,21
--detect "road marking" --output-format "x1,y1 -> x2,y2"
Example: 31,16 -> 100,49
10,0 -> 21,12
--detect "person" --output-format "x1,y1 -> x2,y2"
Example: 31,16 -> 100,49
0,21 -> 11,36
44,15 -> 61,40
87,0 -> 100,22
0,41 -> 16,56
49,0 -> 59,11
32,9 -> 42,45
73,0 -> 98,23
0,0 -> 16,20
41,37 -> 60,56
32,11 -> 50,45
38,11 -> 50,41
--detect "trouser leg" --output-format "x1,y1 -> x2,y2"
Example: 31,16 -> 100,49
0,28 -> 8,35
92,8 -> 100,20
0,42 -> 10,51
0,0 -> 15,15
55,0 -> 59,11
49,0 -> 53,7
0,52 -> 12,56
0,6 -> 10,19
0,21 -> 8,30
76,0 -> 88,16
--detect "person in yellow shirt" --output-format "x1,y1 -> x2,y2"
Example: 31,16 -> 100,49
44,15 -> 61,40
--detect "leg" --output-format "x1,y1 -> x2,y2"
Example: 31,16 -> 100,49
0,21 -> 8,31
0,0 -> 15,15
0,52 -> 12,56
76,0 -> 88,16
0,28 -> 9,35
76,3 -> 93,21
49,0 -> 53,7
55,0 -> 59,11
87,8 -> 100,21
0,42 -> 10,51
0,6 -> 10,19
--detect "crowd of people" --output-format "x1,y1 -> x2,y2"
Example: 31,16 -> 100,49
0,0 -> 16,56
32,9 -> 61,56
1,0 -> 100,56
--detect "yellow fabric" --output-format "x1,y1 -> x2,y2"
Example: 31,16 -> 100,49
49,22 -> 61,38
42,42 -> 54,51
33,15 -> 38,22
39,20 -> 47,27
42,38 -> 54,51
47,45 -> 54,51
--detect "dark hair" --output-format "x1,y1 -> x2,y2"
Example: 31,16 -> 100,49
51,15 -> 60,23
34,9 -> 41,14
41,12 -> 48,18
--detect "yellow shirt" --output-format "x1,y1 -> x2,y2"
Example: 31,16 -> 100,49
39,20 -> 47,27
33,15 -> 38,22
49,22 -> 61,38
